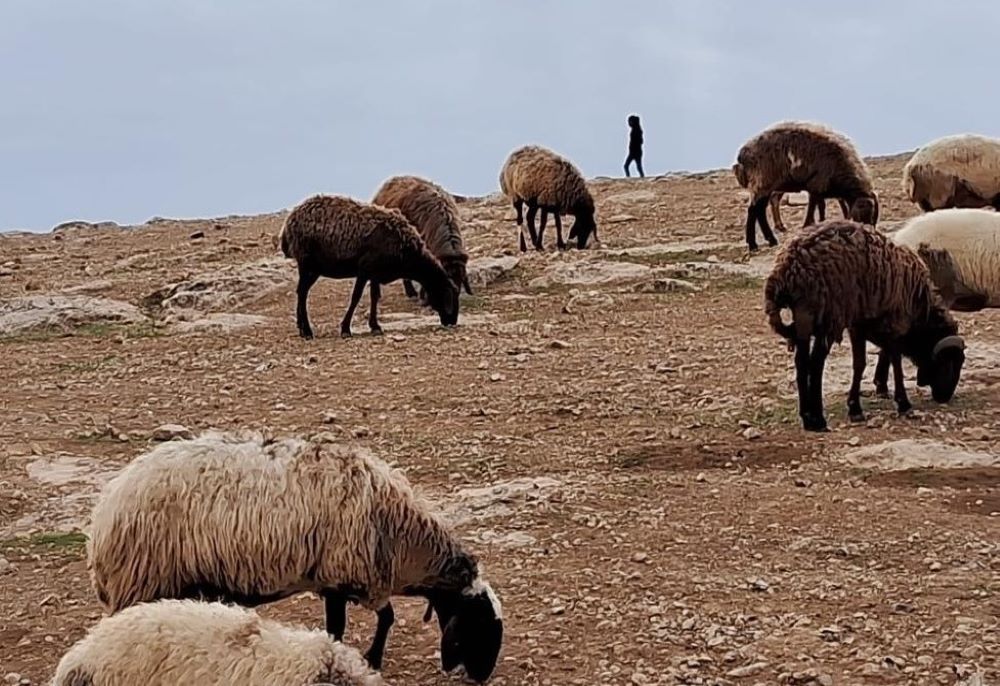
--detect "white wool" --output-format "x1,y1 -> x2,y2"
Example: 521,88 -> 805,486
466,566 -> 503,620
904,134 -> 1000,205
50,600 -> 384,686
893,208 -> 1000,307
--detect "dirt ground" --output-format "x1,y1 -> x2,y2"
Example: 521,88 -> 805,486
1,153 -> 998,685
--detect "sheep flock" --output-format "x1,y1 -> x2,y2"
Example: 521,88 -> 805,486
5,125 -> 1000,685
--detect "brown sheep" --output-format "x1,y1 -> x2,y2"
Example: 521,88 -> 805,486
764,220 -> 965,431
371,175 -> 472,300
734,121 -> 879,251
279,194 -> 459,339
499,145 -> 598,251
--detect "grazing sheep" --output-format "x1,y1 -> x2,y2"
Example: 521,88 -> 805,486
903,134 -> 1000,211
371,175 -> 472,300
734,121 -> 879,250
764,220 -> 965,431
87,432 -> 503,682
279,194 -> 459,339
51,599 -> 383,686
499,145 -> 598,251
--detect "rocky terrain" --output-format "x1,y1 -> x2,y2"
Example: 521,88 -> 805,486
1,153 -> 997,685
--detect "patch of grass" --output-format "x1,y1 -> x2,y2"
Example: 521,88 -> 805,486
0,531 -> 87,556
749,401 -> 800,427
711,275 -> 764,292
56,354 -> 121,373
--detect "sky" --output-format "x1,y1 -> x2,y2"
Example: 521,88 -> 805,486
2,0 -> 999,231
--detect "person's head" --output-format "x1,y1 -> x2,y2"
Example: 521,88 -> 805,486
628,114 -> 640,128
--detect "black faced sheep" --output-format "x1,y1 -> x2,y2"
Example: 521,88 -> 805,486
87,432 -> 503,682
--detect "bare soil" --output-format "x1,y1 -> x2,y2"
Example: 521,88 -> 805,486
1,154 -> 998,685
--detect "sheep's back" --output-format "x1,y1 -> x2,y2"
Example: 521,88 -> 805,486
280,194 -> 426,266
372,176 -> 468,262
768,221 -> 929,341
51,600 -> 381,686
894,209 -> 1000,306
88,434 -> 402,611
500,146 -> 592,213
740,122 -> 871,195
905,134 -> 1000,202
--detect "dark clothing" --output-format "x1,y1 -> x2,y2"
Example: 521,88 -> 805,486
626,122 -> 644,177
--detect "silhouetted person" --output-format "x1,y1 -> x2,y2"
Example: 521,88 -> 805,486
624,114 -> 644,177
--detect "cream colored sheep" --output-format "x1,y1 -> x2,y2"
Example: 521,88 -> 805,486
51,599 -> 383,686
87,432 -> 503,682
499,145 -> 598,251
904,134 -> 1000,211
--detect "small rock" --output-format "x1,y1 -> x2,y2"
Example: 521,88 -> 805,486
189,230 -> 205,240
916,486 -> 934,496
929,561 -> 942,572
632,552 -> 649,563
742,427 -> 762,440
0,556 -> 10,575
848,436 -> 861,446
725,662 -> 768,678
388,334 -> 406,342
5,674 -> 21,686
321,412 -> 338,425
489,373 -> 504,382
749,578 -> 769,592
150,424 -> 193,442
694,472 -> 707,483
551,605 -> 565,615
794,478 -> 812,488
549,339 -> 571,350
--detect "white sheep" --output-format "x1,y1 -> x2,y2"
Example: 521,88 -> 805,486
87,432 -> 503,682
51,599 -> 383,686
903,134 -> 1000,211
890,208 -> 1000,310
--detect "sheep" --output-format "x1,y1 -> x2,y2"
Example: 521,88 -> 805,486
903,134 -> 1000,211
87,432 -> 504,682
499,145 -> 598,251
371,175 -> 472,301
279,194 -> 459,339
51,599 -> 384,686
764,220 -> 966,431
734,121 -> 880,251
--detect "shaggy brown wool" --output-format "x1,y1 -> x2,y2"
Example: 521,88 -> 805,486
372,175 -> 470,294
499,145 -> 597,250
278,194 -> 459,338
734,121 -> 879,249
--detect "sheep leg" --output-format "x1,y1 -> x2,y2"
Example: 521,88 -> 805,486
817,197 -> 827,222
368,282 -> 383,335
891,353 -> 912,415
323,591 -> 348,641
296,266 -> 320,339
769,193 -> 786,232
402,279 -> 418,299
514,199 -> 528,252
340,277 -> 368,338
554,213 -> 567,250
794,338 -> 812,428
838,198 -> 850,219
745,203 -> 760,251
538,209 -> 549,249
525,205 -> 541,250
873,350 -> 891,398
755,197 -> 778,248
805,338 -> 830,432
364,603 -> 395,670
847,330 -> 867,422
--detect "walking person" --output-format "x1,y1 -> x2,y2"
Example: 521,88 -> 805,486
624,114 -> 644,178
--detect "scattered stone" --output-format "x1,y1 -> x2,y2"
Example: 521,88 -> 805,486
549,339 -> 571,349
742,427 -> 762,440
5,674 -> 22,686
0,295 -> 146,336
725,662 -> 768,678
467,255 -> 520,289
633,277 -> 699,294
189,230 -> 205,240
150,424 -> 194,442
0,556 -> 11,575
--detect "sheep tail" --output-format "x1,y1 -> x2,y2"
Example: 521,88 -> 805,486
763,275 -> 796,348
278,221 -> 291,258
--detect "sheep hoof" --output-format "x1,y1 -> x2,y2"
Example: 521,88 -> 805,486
363,651 -> 383,671
370,327 -> 384,337
848,411 -> 865,423
801,415 -> 829,432
340,330 -> 352,339
298,329 -> 314,340
557,242 -> 567,251
897,404 -> 913,417
874,385 -> 890,399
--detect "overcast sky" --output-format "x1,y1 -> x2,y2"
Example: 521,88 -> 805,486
2,0 -> 999,231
